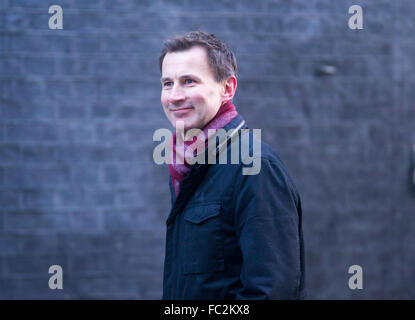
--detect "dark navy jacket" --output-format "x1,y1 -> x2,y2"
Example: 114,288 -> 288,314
163,114 -> 306,299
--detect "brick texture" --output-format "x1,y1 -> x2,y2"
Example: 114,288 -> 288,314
0,0 -> 414,299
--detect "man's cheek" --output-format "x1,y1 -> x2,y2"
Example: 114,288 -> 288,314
161,92 -> 169,107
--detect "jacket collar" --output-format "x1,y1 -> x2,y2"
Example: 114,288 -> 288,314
194,113 -> 247,169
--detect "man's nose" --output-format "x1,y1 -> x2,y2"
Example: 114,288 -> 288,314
168,85 -> 186,104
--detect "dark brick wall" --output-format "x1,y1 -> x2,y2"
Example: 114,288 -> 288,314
0,0 -> 414,299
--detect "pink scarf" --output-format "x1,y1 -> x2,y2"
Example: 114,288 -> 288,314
169,101 -> 238,197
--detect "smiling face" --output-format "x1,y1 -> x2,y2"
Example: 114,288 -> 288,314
161,46 -> 226,132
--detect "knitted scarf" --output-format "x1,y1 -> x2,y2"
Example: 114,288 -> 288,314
168,101 -> 238,197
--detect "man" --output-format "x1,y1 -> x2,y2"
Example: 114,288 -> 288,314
159,31 -> 305,299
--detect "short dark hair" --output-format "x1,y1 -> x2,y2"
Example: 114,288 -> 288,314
159,31 -> 237,82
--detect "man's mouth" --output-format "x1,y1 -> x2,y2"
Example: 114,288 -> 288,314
169,106 -> 193,111
169,106 -> 194,115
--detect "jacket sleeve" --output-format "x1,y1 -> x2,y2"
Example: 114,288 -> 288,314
233,158 -> 303,299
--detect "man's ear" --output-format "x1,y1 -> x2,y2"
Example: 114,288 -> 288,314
221,76 -> 237,103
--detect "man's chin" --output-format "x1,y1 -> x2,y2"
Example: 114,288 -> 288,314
172,118 -> 201,132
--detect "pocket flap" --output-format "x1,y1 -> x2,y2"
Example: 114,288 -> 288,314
183,204 -> 221,224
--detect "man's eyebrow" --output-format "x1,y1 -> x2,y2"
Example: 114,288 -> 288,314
160,74 -> 201,83
180,74 -> 201,81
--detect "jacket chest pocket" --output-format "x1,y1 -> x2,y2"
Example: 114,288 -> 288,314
182,203 -> 225,275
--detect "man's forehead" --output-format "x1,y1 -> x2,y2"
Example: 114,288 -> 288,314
162,46 -> 213,77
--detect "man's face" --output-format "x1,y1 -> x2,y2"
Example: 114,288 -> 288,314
161,46 -> 225,132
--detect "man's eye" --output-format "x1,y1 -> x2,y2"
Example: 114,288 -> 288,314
184,79 -> 195,84
163,82 -> 172,87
